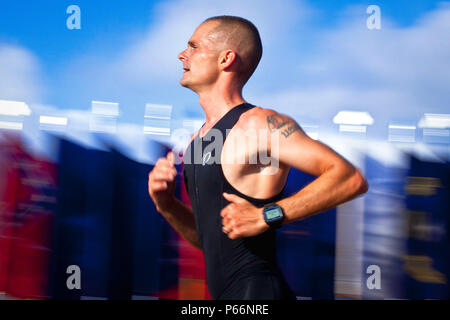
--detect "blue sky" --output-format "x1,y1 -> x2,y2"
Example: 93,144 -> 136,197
1,0 -> 449,139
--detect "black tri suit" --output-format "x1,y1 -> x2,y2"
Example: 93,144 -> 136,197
182,103 -> 296,300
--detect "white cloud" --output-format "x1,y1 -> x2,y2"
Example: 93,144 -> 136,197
255,3 -> 450,135
0,44 -> 44,102
58,0 -> 450,136
111,0 -> 311,84
59,0 -> 312,122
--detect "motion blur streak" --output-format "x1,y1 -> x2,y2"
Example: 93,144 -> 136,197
0,123 -> 448,300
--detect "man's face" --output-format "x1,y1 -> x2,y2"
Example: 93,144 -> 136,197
178,21 -> 222,92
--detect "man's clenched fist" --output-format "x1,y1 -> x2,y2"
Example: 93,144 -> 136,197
148,151 -> 177,212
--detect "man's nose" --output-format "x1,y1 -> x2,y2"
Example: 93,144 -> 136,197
178,49 -> 187,62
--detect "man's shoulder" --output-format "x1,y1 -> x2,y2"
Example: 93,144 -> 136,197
238,105 -> 285,130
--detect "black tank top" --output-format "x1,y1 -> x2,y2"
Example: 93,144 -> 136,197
182,103 -> 286,299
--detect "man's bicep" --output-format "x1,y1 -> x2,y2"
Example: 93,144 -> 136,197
272,118 -> 350,177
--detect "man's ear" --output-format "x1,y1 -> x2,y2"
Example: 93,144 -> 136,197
219,50 -> 237,70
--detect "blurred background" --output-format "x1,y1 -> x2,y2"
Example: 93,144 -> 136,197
0,0 -> 449,300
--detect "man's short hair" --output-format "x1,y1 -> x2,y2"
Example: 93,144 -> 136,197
203,15 -> 263,85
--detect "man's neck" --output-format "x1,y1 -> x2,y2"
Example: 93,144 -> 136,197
197,88 -> 246,130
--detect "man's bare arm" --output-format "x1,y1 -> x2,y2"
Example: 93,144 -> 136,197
266,111 -> 368,224
220,111 -> 368,240
157,199 -> 202,250
148,151 -> 202,250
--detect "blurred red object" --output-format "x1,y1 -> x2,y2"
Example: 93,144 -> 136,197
0,132 -> 57,299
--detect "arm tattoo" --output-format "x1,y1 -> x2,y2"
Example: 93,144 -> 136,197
267,114 -> 301,138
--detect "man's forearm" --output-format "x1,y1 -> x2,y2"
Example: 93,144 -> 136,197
278,165 -> 368,225
158,199 -> 202,250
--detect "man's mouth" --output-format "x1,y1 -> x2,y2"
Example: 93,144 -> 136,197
183,67 -> 190,73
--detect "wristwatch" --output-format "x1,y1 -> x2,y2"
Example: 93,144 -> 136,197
262,203 -> 284,229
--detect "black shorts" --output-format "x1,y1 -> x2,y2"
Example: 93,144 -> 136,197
217,270 -> 296,300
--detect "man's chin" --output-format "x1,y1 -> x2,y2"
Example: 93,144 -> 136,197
180,78 -> 188,87
180,79 -> 196,91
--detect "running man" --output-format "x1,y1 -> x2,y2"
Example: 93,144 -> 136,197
148,16 -> 369,300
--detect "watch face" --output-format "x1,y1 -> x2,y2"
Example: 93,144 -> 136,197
265,207 -> 282,221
